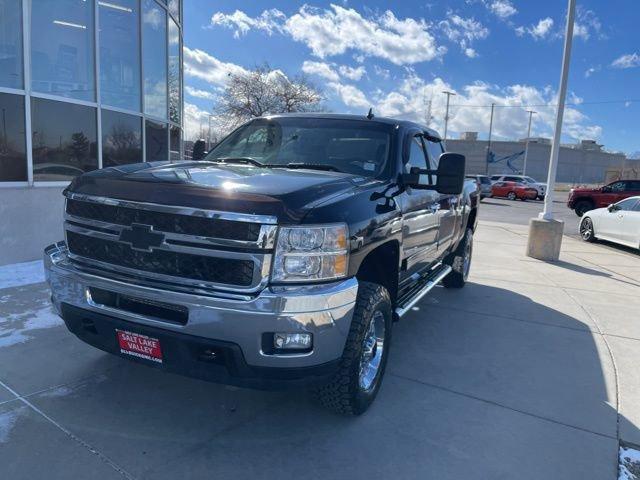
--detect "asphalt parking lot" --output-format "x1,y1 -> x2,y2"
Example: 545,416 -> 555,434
1,198 -> 639,480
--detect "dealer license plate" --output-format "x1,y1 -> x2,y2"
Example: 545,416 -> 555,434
116,329 -> 163,364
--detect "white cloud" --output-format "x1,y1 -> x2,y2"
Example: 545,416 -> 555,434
183,47 -> 248,87
185,86 -> 217,101
210,9 -> 285,38
327,82 -> 371,109
584,66 -> 600,78
439,15 -> 489,56
333,73 -> 603,142
611,53 -> 640,69
302,61 -> 340,82
489,1 -> 517,19
373,65 -> 391,80
211,5 -> 446,65
183,103 -> 211,140
574,8 -> 603,41
339,65 -> 366,81
527,18 -> 554,40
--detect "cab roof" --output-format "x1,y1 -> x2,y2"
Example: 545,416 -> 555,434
261,112 -> 443,141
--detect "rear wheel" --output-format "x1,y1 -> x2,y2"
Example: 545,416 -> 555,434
574,200 -> 594,217
443,228 -> 473,289
580,217 -> 597,242
314,282 -> 392,415
507,191 -> 517,201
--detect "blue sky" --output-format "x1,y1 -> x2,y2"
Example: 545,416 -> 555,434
183,0 -> 640,155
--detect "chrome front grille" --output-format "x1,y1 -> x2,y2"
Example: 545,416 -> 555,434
63,193 -> 277,293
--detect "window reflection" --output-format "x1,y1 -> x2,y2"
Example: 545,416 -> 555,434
142,0 -> 167,119
168,18 -> 180,124
31,0 -> 95,101
168,0 -> 180,23
0,93 -> 27,181
170,125 -> 180,161
102,110 -> 142,167
0,0 -> 23,89
99,0 -> 141,111
31,98 -> 97,181
145,120 -> 167,161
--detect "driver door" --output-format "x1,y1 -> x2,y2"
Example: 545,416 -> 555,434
399,133 -> 440,284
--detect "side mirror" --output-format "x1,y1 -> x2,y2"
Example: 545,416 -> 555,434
402,153 -> 467,195
435,153 -> 466,194
602,185 -> 611,193
607,203 -> 619,212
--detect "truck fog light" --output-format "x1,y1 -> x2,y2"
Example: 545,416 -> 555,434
273,333 -> 312,350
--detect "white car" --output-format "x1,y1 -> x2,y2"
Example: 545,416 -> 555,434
579,196 -> 640,250
490,174 -> 547,199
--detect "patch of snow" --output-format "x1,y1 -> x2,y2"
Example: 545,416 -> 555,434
0,304 -> 63,348
0,260 -> 45,290
0,407 -> 26,443
620,445 -> 640,480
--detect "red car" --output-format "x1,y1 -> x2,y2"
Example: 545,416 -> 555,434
491,181 -> 538,201
568,179 -> 640,216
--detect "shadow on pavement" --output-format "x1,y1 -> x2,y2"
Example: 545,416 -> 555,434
0,281 -> 633,479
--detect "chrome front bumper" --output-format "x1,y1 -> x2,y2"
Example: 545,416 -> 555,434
45,242 -> 358,369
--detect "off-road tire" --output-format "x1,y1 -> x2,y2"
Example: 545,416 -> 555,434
574,200 -> 594,217
314,282 -> 392,415
443,228 -> 473,289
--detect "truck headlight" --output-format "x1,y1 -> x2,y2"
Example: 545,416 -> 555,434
271,224 -> 348,283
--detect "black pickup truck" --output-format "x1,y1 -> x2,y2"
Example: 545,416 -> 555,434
45,113 -> 478,415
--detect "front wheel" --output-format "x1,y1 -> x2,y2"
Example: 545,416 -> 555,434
443,228 -> 473,289
580,217 -> 597,242
574,200 -> 593,217
314,282 -> 392,415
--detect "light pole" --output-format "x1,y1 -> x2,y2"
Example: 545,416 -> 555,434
522,110 -> 536,176
526,0 -> 576,261
485,103 -> 495,175
442,91 -> 456,140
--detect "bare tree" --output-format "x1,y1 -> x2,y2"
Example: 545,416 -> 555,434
215,64 -> 322,131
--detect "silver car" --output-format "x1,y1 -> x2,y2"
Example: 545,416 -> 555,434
466,175 -> 493,199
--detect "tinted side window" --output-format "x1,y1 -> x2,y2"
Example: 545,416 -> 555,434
504,176 -> 520,182
626,181 -> 640,191
425,139 -> 443,170
610,181 -> 625,192
405,135 -> 431,185
617,198 -> 639,211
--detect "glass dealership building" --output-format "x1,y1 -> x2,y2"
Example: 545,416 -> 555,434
0,0 -> 183,265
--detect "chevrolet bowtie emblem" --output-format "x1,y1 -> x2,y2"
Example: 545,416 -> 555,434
119,224 -> 165,252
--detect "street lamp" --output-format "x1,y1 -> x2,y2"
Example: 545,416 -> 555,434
522,110 -> 536,176
442,91 -> 456,140
526,0 -> 576,261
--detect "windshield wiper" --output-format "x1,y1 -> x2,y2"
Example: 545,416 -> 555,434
273,163 -> 343,173
212,157 -> 265,167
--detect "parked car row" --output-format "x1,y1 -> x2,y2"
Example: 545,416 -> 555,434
579,196 -> 640,251
568,180 -> 640,216
465,174 -> 547,202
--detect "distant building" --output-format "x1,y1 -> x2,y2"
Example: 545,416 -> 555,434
447,138 -> 626,184
459,131 -> 478,141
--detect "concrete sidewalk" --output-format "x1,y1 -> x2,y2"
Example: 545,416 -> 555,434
1,220 -> 639,480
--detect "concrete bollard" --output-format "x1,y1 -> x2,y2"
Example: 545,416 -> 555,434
526,218 -> 564,261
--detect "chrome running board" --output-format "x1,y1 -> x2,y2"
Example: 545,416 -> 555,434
395,265 -> 452,318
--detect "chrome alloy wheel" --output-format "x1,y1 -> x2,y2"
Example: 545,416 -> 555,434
359,310 -> 386,392
580,217 -> 594,241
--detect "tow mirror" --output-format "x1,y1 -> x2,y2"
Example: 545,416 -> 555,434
402,153 -> 466,195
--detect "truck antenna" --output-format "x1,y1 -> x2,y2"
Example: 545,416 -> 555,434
366,108 -> 375,120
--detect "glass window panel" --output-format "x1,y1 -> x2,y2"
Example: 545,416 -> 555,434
168,0 -> 180,23
31,98 -> 97,181
145,120 -> 167,161
99,0 -> 141,111
0,93 -> 27,181
168,18 -> 180,124
102,110 -> 142,167
142,0 -> 167,119
0,0 -> 23,89
169,125 -> 180,161
30,0 -> 95,101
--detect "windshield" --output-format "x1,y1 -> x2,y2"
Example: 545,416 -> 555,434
205,117 -> 393,177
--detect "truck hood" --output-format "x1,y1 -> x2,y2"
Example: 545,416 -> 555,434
67,161 -> 374,223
